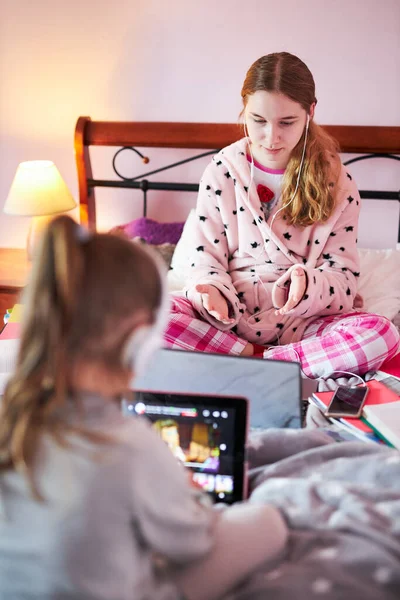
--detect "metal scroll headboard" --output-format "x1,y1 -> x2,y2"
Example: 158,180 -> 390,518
74,119 -> 400,241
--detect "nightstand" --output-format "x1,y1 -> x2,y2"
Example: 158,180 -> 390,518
0,248 -> 30,320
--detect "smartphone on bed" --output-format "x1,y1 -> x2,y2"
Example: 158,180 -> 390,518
324,385 -> 369,418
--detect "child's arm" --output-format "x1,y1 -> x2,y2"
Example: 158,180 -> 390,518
175,502 -> 288,600
130,419 -> 216,564
183,163 -> 244,330
129,420 -> 288,600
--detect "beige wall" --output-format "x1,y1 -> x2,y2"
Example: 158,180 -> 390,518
1,0 -> 399,248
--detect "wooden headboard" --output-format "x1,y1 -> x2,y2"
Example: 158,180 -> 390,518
74,117 -> 400,239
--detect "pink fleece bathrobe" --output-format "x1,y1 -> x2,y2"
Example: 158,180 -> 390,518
165,139 -> 399,378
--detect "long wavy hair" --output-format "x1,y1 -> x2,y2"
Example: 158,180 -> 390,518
0,216 -> 163,499
241,52 -> 340,227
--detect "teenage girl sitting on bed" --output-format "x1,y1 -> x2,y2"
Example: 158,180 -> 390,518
165,52 -> 399,381
0,215 -> 287,600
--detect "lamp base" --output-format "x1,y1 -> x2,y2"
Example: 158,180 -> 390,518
27,215 -> 54,261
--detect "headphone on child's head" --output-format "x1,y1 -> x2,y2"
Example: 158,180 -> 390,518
122,248 -> 170,377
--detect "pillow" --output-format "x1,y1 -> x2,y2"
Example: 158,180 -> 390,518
357,248 -> 400,320
110,217 -> 185,268
112,217 -> 185,245
168,209 -> 197,291
131,237 -> 177,268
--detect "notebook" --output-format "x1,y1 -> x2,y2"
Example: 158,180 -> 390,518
132,348 -> 302,430
122,391 -> 249,504
363,401 -> 400,449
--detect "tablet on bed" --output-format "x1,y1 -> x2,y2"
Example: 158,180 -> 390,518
122,391 -> 249,504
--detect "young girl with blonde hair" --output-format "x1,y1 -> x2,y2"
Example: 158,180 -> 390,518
166,52 -> 399,380
0,215 -> 287,600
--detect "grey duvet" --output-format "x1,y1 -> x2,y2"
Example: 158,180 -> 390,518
230,429 -> 400,599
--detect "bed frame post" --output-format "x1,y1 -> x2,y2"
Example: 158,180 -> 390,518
74,116 -> 97,230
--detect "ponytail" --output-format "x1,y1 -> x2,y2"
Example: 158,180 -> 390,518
0,216 -> 85,498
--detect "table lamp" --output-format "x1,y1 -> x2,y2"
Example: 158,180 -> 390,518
4,160 -> 77,259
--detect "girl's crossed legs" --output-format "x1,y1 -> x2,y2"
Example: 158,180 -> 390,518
165,295 -> 399,380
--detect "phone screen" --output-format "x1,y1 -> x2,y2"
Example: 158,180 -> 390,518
325,385 -> 368,417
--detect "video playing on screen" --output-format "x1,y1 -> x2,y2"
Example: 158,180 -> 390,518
122,392 -> 239,502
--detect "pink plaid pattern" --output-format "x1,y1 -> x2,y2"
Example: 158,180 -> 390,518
165,295 -> 247,355
165,296 -> 400,380
264,312 -> 400,379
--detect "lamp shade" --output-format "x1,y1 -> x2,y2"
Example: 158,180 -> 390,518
4,160 -> 76,217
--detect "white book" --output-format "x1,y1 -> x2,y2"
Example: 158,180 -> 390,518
363,402 -> 400,449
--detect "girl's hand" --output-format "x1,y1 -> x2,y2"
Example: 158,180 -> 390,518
196,284 -> 235,325
275,267 -> 307,315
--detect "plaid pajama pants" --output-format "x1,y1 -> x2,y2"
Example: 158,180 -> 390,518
165,295 -> 400,379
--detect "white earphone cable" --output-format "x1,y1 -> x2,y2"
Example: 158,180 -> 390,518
243,120 -> 255,191
269,114 -> 310,236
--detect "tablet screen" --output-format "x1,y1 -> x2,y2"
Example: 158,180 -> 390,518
122,391 -> 248,504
